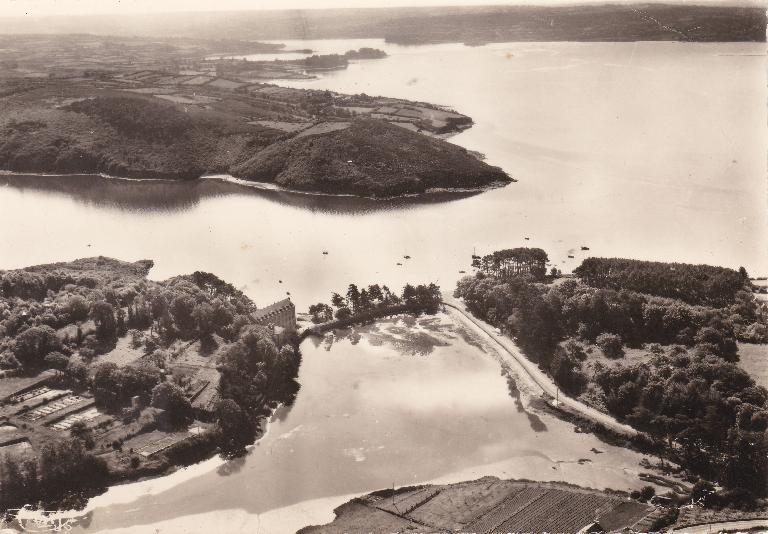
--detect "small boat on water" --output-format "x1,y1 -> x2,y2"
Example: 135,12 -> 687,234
459,270 -> 466,274
396,262 -> 402,266
524,237 -> 530,241
568,255 -> 575,259
404,255 -> 411,259
581,246 -> 590,251
322,251 -> 329,255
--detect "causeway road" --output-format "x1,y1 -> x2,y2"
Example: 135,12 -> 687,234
442,294 -> 639,437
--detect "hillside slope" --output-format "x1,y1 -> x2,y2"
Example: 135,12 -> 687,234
233,119 -> 511,196
0,86 -> 511,197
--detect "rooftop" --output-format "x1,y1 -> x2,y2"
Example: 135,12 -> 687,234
252,298 -> 294,322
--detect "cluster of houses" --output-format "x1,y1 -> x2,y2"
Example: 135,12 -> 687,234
0,299 -> 298,461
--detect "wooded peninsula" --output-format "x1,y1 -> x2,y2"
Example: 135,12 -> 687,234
0,36 -> 511,198
0,257 -> 301,511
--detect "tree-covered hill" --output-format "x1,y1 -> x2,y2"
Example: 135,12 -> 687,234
455,250 -> 768,501
232,119 -> 511,197
0,82 -> 511,196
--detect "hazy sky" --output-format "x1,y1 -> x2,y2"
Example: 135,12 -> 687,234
0,0 -> 761,17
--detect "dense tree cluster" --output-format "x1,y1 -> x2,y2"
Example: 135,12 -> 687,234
0,438 -> 109,511
1,89 -> 281,180
92,361 -> 162,410
216,326 -> 301,457
0,257 -> 305,507
472,248 -> 548,281
231,118 -> 510,197
300,54 -> 349,69
456,275 -> 759,363
344,47 -> 388,59
309,282 -> 441,324
0,258 -> 261,374
67,96 -> 194,142
455,251 -> 768,497
151,382 -> 193,428
573,257 -> 749,307
596,350 -> 767,495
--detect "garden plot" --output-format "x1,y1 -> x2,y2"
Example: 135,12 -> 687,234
98,335 -> 146,366
52,407 -> 101,431
9,386 -> 52,404
12,388 -> 71,412
123,430 -> 192,458
22,395 -> 84,421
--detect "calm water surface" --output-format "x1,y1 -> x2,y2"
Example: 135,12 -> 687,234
1,39 -> 765,534
74,313 -> 654,533
0,41 -> 765,313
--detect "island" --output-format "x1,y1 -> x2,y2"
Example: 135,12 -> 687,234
216,47 -> 389,79
0,257 -> 301,512
0,35 -> 512,198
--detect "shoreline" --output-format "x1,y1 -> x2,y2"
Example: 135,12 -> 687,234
60,311 -> 665,534
0,170 -> 512,201
442,296 -> 638,437
78,406 -> 282,514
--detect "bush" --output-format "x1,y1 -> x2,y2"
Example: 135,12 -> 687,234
639,485 -> 656,502
335,307 -> 352,321
13,325 -> 61,368
649,507 -> 679,531
151,382 -> 193,428
596,333 -> 624,359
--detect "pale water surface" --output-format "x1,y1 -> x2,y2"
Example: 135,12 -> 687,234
73,313 -> 655,533
0,41 -> 765,312
0,39 -> 765,534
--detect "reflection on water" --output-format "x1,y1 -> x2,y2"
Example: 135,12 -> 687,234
3,38 -> 761,534
1,41 -> 764,317
504,371 -> 548,432
0,174 -> 479,215
74,313 -> 654,534
335,316 -> 452,356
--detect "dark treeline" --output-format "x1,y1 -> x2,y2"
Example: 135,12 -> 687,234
215,324 -> 301,458
472,248 -> 548,281
574,257 -> 749,307
455,251 -> 768,500
308,282 -> 441,324
595,350 -> 767,497
1,92 -> 281,180
68,97 -> 194,142
456,275 -> 763,359
0,439 -> 109,513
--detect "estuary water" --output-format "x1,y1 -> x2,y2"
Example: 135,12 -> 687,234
73,313 -> 655,533
0,39 -> 765,534
0,40 -> 765,312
